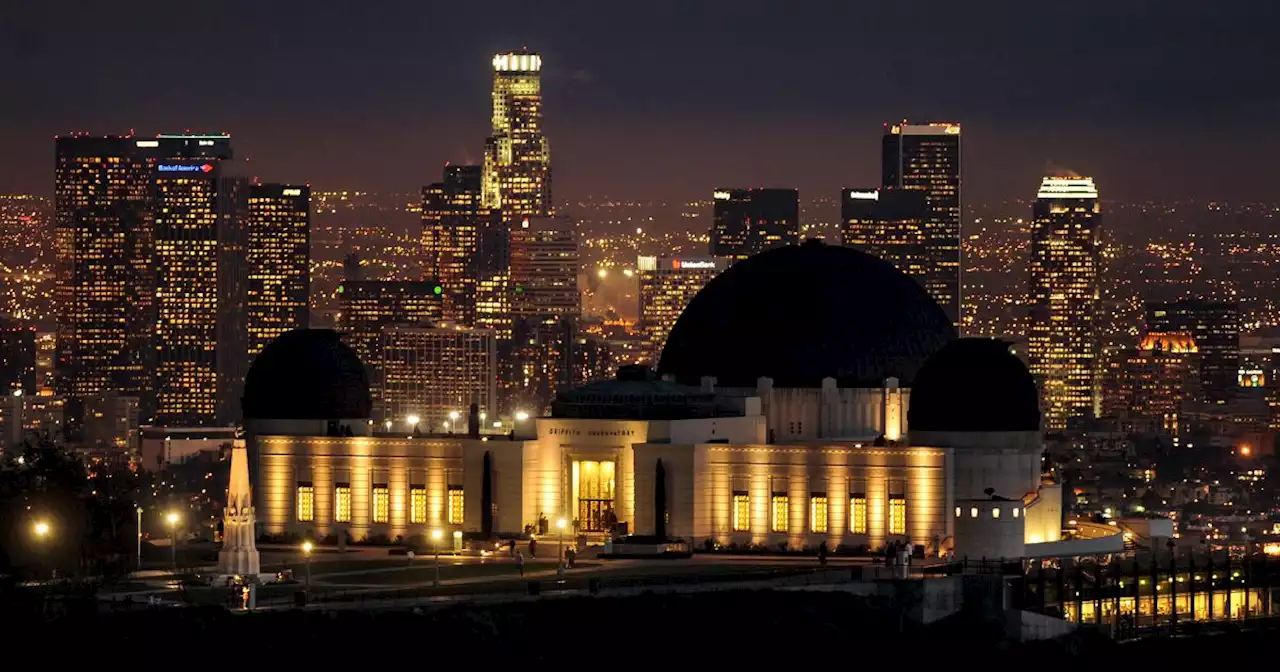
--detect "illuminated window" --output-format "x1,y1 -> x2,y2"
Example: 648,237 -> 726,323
992,507 -> 1001,519
810,495 -> 828,533
850,496 -> 868,534
296,483 -> 315,522
335,484 -> 351,522
448,486 -> 464,525
732,492 -> 750,532
410,486 -> 427,524
954,506 -> 962,518
970,507 -> 978,518
1012,507 -> 1020,518
373,485 -> 390,523
771,494 -> 789,532
889,496 -> 907,536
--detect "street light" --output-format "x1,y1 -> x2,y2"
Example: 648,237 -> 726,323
384,419 -> 392,433
32,520 -> 50,538
406,415 -> 420,435
136,506 -> 143,573
448,410 -> 460,434
515,410 -> 529,422
556,517 -> 567,576
430,528 -> 444,587
301,540 -> 314,591
166,510 -> 181,571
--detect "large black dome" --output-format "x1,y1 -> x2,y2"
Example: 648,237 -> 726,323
908,338 -> 1040,432
242,329 -> 372,420
657,241 -> 955,387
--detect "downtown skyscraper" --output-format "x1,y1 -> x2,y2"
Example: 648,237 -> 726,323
1145,299 -> 1240,404
54,136 -> 157,423
882,122 -> 962,327
151,139 -> 251,427
840,187 -> 929,283
1027,176 -> 1102,432
483,51 -> 552,217
637,255 -> 727,364
247,183 -> 311,358
709,188 -> 799,262
422,165 -> 507,327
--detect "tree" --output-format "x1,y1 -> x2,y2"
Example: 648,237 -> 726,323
0,437 -> 138,579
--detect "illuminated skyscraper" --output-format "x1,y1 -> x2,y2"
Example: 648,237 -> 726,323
1027,176 -> 1101,432
882,122 -> 962,326
53,136 -> 157,422
710,188 -> 799,261
422,165 -> 507,327
247,184 -> 310,358
380,323 -> 497,432
637,255 -> 727,364
509,216 -> 579,319
483,51 -> 552,216
152,150 -> 250,427
337,271 -> 444,420
840,187 -> 929,285
1145,298 -> 1240,404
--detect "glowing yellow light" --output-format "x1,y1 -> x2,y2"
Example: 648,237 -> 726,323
33,521 -> 50,538
301,540 -> 313,554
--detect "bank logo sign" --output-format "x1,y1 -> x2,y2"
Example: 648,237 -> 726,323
158,164 -> 214,173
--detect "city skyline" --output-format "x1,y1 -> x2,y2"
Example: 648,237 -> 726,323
3,3 -> 1279,206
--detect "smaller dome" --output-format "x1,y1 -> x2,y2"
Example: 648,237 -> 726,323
908,338 -> 1040,432
242,329 -> 372,420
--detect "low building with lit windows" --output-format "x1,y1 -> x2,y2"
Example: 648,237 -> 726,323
243,243 -> 1095,559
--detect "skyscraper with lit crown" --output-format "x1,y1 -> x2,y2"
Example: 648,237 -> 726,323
1027,176 -> 1102,432
483,51 -> 552,217
882,122 -> 962,327
422,165 -> 507,327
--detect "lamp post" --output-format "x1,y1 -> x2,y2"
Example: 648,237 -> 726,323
556,517 -> 567,576
448,410 -> 460,434
136,506 -> 143,573
166,510 -> 181,571
430,528 -> 443,586
384,419 -> 392,433
32,519 -> 50,582
301,540 -> 313,591
407,415 -> 420,436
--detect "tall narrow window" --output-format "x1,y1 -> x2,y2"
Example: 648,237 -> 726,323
771,494 -> 789,533
334,484 -> 351,523
410,486 -> 427,524
810,494 -> 828,533
888,495 -> 907,535
296,482 -> 314,522
850,495 -> 867,534
732,492 -> 750,532
448,486 -> 464,525
372,484 -> 390,524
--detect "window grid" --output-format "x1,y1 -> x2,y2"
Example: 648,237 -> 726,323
410,487 -> 427,524
448,486 -> 464,525
296,484 -> 314,522
334,485 -> 351,522
810,496 -> 828,533
771,494 -> 789,533
373,486 -> 390,524
850,496 -> 867,534
889,496 -> 907,535
732,493 -> 750,532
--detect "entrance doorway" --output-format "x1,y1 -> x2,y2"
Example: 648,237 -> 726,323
573,460 -> 616,532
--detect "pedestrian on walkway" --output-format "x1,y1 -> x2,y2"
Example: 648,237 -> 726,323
515,550 -> 525,577
528,537 -> 537,558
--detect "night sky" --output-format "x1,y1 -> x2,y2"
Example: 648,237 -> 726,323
3,1 -> 1278,205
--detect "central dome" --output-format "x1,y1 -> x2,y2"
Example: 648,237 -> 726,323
242,329 -> 372,420
657,241 -> 955,387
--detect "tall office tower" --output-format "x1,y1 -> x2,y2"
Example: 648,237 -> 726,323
637,255 -> 727,364
152,151 -> 250,427
1145,298 -> 1240,404
1027,176 -> 1102,432
247,184 -> 311,358
840,188 -> 929,285
509,216 -> 580,319
709,188 -> 799,261
483,51 -> 552,216
337,274 -> 444,419
508,315 -> 577,413
422,165 -> 507,326
83,390 -> 141,453
882,122 -> 962,326
379,323 -> 497,432
53,136 -> 157,424
0,319 -> 37,396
